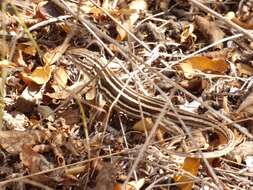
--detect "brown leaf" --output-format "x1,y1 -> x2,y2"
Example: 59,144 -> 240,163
36,1 -> 63,19
0,130 -> 48,154
237,91 -> 253,114
237,63 -> 253,76
51,143 -> 65,166
133,117 -> 153,132
85,87 -> 96,101
93,161 -> 117,190
15,86 -> 42,113
184,130 -> 208,151
46,80 -> 91,100
178,56 -> 228,78
20,144 -> 56,186
174,157 -> 200,190
232,17 -> 253,30
194,15 -> 224,49
43,44 -> 69,65
180,77 -> 207,95
14,50 -> 28,67
0,39 -> 9,57
17,42 -> 37,56
37,105 -> 55,121
20,144 -> 53,173
56,107 -> 80,125
133,117 -> 165,142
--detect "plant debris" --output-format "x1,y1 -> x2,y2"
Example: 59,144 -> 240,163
1,0 -> 253,189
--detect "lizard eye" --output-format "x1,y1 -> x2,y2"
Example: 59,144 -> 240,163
79,56 -> 84,60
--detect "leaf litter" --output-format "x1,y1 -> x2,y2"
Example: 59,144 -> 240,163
1,0 -> 253,189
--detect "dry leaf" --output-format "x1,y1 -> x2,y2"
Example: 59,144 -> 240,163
56,107 -> 80,125
116,0 -> 147,40
224,11 -> 235,20
93,161 -> 117,190
14,50 -> 28,67
0,59 -> 16,68
237,63 -> 253,76
159,0 -> 169,10
128,0 -> 147,22
178,56 -> 228,78
174,157 -> 200,190
46,80 -> 90,100
3,111 -> 28,130
37,105 -> 55,121
236,91 -> 253,114
180,24 -> 196,43
133,117 -> 165,141
194,16 -> 224,49
179,77 -> 207,94
115,178 -> 145,190
0,39 -> 9,57
21,64 -> 52,85
232,17 -> 253,30
0,130 -> 48,154
133,117 -> 153,132
15,86 -> 42,113
20,144 -> 56,185
230,141 -> 253,164
116,19 -> 132,41
36,1 -> 63,19
126,178 -> 145,190
17,42 -> 37,56
51,143 -> 65,166
85,87 -> 96,101
20,144 -> 53,173
51,66 -> 68,92
78,1 -> 95,13
43,44 -> 69,65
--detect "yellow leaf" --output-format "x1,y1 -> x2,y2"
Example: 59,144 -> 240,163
178,56 -> 228,78
22,65 -> 52,85
133,118 -> 165,141
114,178 -> 145,190
116,20 -> 131,41
51,66 -> 68,92
17,42 -> 37,56
174,158 -> 200,190
133,117 -> 153,132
